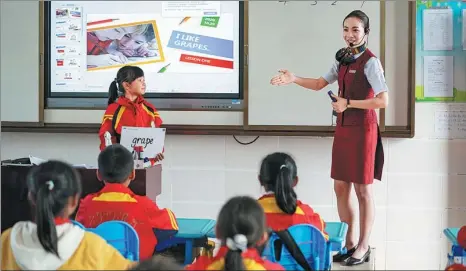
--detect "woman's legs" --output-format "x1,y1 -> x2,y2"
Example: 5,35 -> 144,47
352,183 -> 375,259
334,180 -> 356,249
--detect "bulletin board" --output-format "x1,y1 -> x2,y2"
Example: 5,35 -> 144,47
414,0 -> 466,102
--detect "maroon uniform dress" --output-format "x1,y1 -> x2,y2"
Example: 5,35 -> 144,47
330,49 -> 384,185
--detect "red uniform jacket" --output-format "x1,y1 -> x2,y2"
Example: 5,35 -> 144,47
99,96 -> 163,151
186,246 -> 284,270
258,194 -> 329,240
331,49 -> 384,183
446,264 -> 466,271
75,183 -> 178,260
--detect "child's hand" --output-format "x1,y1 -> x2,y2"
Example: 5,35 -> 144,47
154,153 -> 164,162
111,51 -> 128,63
137,45 -> 157,57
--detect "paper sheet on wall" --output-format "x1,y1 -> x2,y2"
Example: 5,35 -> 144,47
463,9 -> 466,50
423,56 -> 454,98
422,9 -> 453,50
434,110 -> 466,139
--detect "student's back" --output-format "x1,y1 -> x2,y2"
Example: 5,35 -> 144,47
257,152 -> 328,239
1,160 -> 133,270
186,196 -> 284,271
76,144 -> 178,260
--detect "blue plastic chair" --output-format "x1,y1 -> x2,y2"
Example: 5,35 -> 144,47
262,224 -> 331,271
86,220 -> 140,261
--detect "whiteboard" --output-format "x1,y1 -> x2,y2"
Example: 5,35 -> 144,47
248,1 -> 381,126
1,1 -> 40,123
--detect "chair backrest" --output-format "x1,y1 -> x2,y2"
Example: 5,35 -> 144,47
262,224 -> 328,271
87,220 -> 140,261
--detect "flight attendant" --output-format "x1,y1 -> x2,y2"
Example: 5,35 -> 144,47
99,65 -> 164,163
270,10 -> 388,266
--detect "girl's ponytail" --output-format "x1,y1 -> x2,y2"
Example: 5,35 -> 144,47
108,79 -> 119,105
224,249 -> 244,271
275,165 -> 297,214
35,182 -> 59,257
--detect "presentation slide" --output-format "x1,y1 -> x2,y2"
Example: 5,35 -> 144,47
48,1 -> 241,96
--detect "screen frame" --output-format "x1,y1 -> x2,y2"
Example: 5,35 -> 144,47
43,1 -> 245,102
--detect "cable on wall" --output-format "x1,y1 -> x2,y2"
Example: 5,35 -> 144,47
232,135 -> 260,145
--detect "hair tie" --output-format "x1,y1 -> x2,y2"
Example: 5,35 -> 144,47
280,164 -> 287,170
45,180 -> 54,191
226,234 -> 248,252
114,78 -> 119,91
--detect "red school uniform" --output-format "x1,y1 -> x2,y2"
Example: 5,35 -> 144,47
185,246 -> 285,270
75,183 -> 178,260
99,96 -> 163,151
258,194 -> 329,240
331,48 -> 384,185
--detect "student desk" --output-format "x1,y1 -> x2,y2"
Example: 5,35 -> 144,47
1,164 -> 161,232
173,218 -> 348,265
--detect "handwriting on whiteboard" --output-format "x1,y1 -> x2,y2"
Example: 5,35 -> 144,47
434,110 -> 466,139
278,1 -> 366,8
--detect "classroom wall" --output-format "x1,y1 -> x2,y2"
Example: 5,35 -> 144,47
2,1 -> 465,270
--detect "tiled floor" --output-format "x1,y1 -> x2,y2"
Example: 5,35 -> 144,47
332,248 -> 376,270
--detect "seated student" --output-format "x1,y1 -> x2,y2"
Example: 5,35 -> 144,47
1,160 -> 133,270
186,196 -> 284,270
75,144 -> 178,260
130,255 -> 183,270
257,152 -> 328,239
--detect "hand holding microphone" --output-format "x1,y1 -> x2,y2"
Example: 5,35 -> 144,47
328,91 -> 348,115
328,91 -> 338,116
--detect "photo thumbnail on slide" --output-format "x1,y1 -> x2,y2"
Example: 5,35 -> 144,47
86,18 -> 165,71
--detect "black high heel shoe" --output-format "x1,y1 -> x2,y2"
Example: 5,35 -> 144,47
332,246 -> 356,262
344,246 -> 371,266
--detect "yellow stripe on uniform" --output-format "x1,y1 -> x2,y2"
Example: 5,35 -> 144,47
101,116 -> 112,124
92,192 -> 137,202
113,107 -> 126,130
259,197 -> 305,215
166,209 -> 178,230
142,104 -> 159,118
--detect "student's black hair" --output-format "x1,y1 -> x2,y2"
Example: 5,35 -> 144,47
343,10 -> 370,34
259,152 -> 298,214
108,65 -> 144,105
98,144 -> 134,183
130,255 -> 183,270
26,160 -> 82,258
216,196 -> 267,271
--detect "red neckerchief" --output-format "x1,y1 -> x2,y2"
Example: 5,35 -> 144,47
54,217 -> 71,225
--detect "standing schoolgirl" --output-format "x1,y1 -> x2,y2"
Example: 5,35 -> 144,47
257,152 -> 328,240
1,160 -> 133,270
185,196 -> 284,270
99,65 -> 164,162
270,10 -> 388,266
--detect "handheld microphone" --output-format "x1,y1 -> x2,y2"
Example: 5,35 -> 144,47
328,91 -> 338,116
